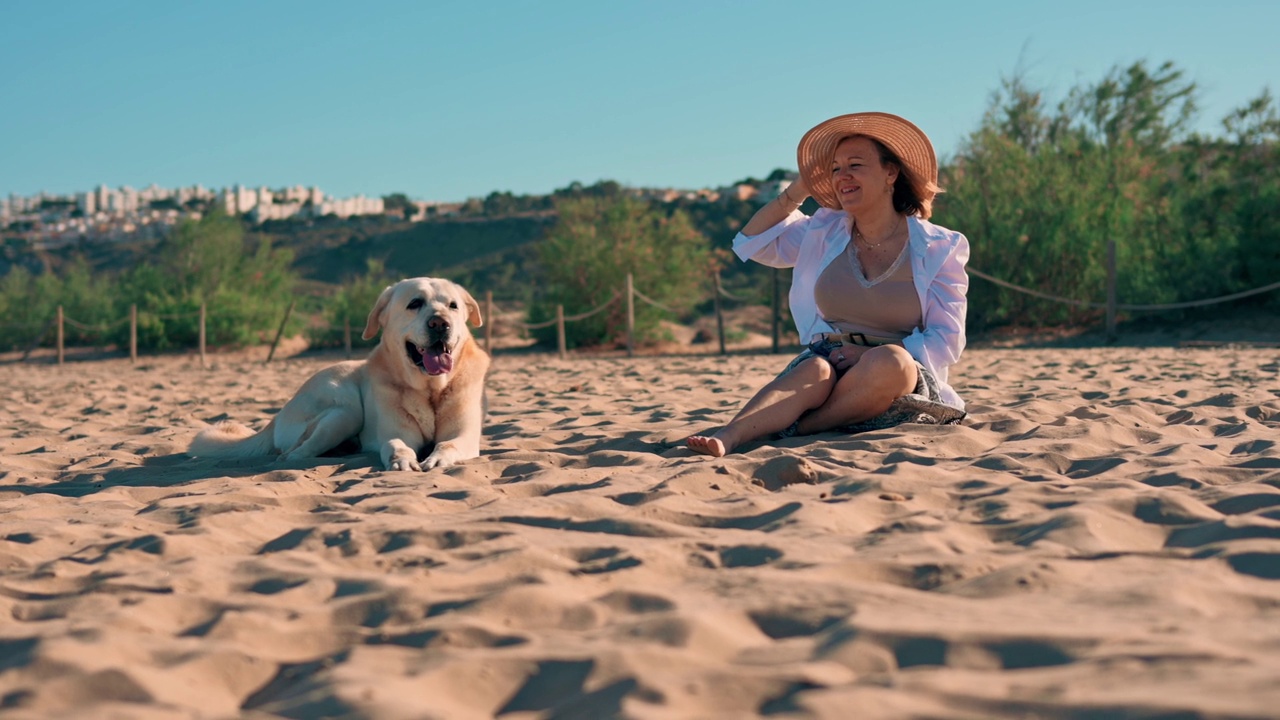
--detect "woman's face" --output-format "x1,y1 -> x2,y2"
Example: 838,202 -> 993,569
830,136 -> 898,214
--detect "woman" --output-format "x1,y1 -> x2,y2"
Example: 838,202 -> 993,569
687,112 -> 969,457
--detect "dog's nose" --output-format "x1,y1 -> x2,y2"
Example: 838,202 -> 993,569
427,315 -> 450,332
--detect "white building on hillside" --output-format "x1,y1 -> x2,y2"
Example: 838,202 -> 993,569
175,184 -> 214,206
119,186 -> 139,215
218,184 -> 262,215
139,183 -> 171,203
315,194 -> 383,219
250,202 -> 305,223
96,185 -> 116,215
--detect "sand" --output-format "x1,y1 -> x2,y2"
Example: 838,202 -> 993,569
1,344 -> 1279,719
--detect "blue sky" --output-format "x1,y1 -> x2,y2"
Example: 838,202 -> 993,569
2,0 -> 1276,202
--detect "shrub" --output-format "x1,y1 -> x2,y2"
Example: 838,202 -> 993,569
532,195 -> 713,348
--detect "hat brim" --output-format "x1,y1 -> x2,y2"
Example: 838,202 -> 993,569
797,112 -> 937,211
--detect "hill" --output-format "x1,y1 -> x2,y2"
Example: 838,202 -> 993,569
10,212 -> 560,305
9,191 -> 776,311
258,213 -> 558,303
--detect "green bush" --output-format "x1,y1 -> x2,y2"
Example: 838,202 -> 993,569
307,259 -> 396,349
937,61 -> 1280,330
108,211 -> 297,350
531,195 -> 713,348
0,211 -> 299,353
0,267 -> 54,351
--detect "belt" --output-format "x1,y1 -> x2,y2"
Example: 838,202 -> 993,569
815,331 -> 900,347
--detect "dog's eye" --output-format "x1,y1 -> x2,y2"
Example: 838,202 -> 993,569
407,298 -> 424,310
449,301 -> 458,309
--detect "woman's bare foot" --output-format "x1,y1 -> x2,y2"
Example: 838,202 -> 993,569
686,433 -> 731,457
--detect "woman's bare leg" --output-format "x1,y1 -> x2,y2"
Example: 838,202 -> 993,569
687,357 -> 835,457
794,345 -> 917,434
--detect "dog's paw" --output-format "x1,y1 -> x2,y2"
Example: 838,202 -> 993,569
387,456 -> 423,472
422,450 -> 461,471
421,455 -> 452,471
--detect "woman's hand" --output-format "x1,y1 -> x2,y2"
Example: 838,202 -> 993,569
782,177 -> 808,203
827,344 -> 869,372
743,177 -> 809,236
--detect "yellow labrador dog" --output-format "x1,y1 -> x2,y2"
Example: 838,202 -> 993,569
189,277 -> 489,471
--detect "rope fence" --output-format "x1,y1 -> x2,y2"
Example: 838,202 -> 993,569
968,269 -> 1280,311
632,288 -> 679,315
487,291 -> 623,357
968,238 -> 1280,338
5,303 -> 228,367
7,251 -> 1280,366
480,271 -> 781,359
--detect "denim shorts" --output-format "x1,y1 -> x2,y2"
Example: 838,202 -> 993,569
776,340 -> 966,436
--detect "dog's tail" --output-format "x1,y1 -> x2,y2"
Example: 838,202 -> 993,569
188,417 -> 278,459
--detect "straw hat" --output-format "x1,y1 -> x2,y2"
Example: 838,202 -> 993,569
797,112 -> 937,212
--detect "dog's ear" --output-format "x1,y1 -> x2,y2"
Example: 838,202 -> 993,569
462,289 -> 483,328
362,284 -> 396,340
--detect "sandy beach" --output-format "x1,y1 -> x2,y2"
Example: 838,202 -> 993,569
2,344 -> 1279,719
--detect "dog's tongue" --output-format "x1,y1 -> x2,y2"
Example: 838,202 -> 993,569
422,349 -> 453,375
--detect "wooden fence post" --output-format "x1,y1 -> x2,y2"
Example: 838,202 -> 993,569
1105,239 -> 1117,341
56,305 -> 64,365
713,271 -> 726,356
771,268 -> 781,353
266,300 -> 296,364
344,315 -> 352,358
556,304 -> 566,360
625,273 -> 635,358
129,304 -> 138,363
199,303 -> 207,369
484,290 -> 493,354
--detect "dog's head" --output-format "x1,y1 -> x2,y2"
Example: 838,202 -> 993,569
362,277 -> 483,376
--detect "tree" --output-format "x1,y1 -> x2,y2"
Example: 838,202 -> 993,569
937,59 -> 1280,331
533,195 -> 712,348
114,210 -> 298,349
0,266 -> 54,351
1062,60 -> 1197,151
483,191 -> 518,216
308,258 -> 396,349
1209,89 -> 1280,291
382,193 -> 412,216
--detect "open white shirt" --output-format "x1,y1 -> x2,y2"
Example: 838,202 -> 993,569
732,208 -> 970,409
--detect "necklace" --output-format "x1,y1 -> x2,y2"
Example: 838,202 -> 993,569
854,214 -> 902,249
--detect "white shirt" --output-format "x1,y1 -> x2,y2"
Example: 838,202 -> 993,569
732,208 -> 970,409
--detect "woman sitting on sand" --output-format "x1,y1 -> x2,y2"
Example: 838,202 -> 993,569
688,112 -> 970,457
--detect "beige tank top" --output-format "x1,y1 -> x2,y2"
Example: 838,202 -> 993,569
814,241 -> 922,340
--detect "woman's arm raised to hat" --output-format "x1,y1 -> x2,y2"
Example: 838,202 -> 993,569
742,178 -> 809,236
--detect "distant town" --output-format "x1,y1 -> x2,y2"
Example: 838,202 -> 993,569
2,184 -> 413,248
1,175 -> 795,249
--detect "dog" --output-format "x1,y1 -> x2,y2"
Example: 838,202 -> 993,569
189,277 -> 490,471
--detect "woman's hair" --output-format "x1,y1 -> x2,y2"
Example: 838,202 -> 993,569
847,134 -> 942,219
